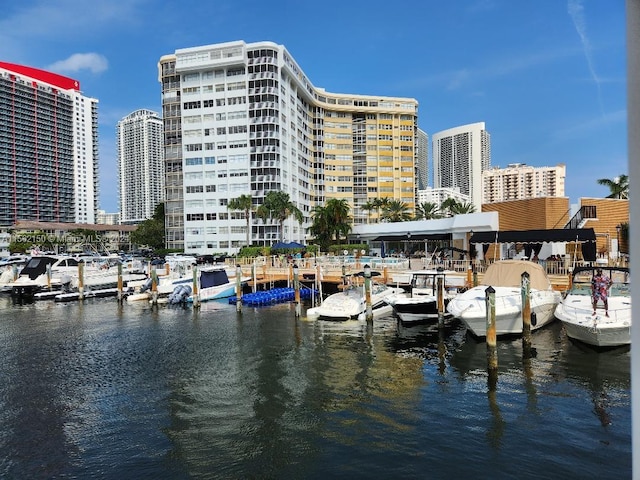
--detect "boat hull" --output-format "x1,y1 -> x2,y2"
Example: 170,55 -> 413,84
447,286 -> 561,337
555,295 -> 632,348
392,297 -> 451,324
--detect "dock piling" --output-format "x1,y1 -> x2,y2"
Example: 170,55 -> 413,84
364,264 -> 372,323
235,264 -> 242,313
485,286 -> 498,370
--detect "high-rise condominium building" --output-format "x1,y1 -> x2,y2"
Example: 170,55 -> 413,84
432,122 -> 490,211
416,128 -> 428,190
482,163 -> 566,203
159,40 -> 418,254
117,109 -> 165,224
417,187 -> 470,210
0,62 -> 99,226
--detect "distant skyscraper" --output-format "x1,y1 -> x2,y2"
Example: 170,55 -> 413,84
117,109 -> 165,224
482,163 -> 566,203
416,129 -> 428,190
432,122 -> 490,211
0,62 -> 99,226
159,40 -> 419,253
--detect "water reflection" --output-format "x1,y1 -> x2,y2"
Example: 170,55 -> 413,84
0,296 -> 631,478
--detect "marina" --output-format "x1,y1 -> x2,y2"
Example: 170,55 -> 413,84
0,294 -> 630,478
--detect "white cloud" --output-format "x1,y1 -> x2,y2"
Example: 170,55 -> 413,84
47,53 -> 109,74
568,0 -> 604,114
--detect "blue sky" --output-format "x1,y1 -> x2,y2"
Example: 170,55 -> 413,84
0,0 -> 627,213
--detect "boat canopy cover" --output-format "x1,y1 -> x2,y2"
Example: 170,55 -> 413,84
469,228 -> 596,244
200,269 -> 230,289
271,241 -> 305,249
482,260 -> 553,290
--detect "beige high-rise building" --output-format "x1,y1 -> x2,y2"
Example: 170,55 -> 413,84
482,163 -> 566,204
159,40 -> 419,254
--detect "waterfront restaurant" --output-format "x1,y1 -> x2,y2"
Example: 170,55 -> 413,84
349,212 -> 499,259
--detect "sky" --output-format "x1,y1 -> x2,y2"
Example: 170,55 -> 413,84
0,0 -> 628,213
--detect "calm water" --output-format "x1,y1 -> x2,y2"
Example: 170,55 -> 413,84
0,295 -> 631,479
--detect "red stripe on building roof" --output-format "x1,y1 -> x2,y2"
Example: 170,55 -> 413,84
0,61 -> 80,91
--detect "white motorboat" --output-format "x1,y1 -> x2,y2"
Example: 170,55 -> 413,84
191,266 -> 247,303
127,263 -> 246,304
554,266 -> 631,348
446,260 -> 562,337
10,255 -> 146,300
306,273 -> 405,321
390,269 -> 463,324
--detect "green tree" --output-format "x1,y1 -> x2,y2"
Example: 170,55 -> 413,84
308,205 -> 333,251
597,174 -> 629,199
414,201 -> 441,220
308,199 -> 353,249
381,199 -> 412,222
255,191 -> 303,243
228,194 -> 254,248
325,198 -> 352,242
440,197 -> 476,216
361,200 -> 377,224
130,202 -> 165,251
373,197 -> 389,221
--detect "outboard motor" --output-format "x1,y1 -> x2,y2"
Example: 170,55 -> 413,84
168,284 -> 192,304
140,277 -> 153,293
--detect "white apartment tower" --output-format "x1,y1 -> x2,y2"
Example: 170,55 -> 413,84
158,40 -> 418,254
117,109 -> 165,224
482,163 -> 566,203
416,128 -> 428,191
432,122 -> 490,211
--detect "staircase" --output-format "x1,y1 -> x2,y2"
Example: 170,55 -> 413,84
564,205 -> 597,229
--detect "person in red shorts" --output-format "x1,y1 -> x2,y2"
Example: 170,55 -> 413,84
591,268 -> 613,316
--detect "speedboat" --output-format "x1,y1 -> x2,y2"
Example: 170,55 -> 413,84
554,266 -> 631,348
10,254 -> 146,300
191,266 -> 248,303
306,273 -> 405,321
390,269 -> 462,324
446,260 -> 562,337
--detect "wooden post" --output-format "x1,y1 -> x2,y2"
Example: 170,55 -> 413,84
466,266 -> 472,289
151,268 -> 158,305
252,262 -> 257,293
117,262 -> 123,303
78,261 -> 84,300
485,286 -> 498,370
342,264 -> 347,291
46,264 -> 52,290
235,264 -> 242,313
473,269 -> 478,287
364,264 -> 372,323
437,274 -> 445,326
192,266 -> 200,308
383,266 -> 388,285
521,271 -> 532,351
316,263 -> 323,307
293,263 -> 301,318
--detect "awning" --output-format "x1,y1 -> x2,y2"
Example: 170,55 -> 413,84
373,233 -> 451,242
469,228 -> 596,244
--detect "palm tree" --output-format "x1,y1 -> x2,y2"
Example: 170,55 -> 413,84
414,201 -> 441,220
597,174 -> 629,199
255,191 -> 304,243
227,194 -> 253,248
440,197 -> 476,216
361,200 -> 377,224
450,201 -> 476,215
373,197 -> 389,222
308,199 -> 352,249
308,205 -> 333,251
380,199 -> 412,222
324,198 -> 352,242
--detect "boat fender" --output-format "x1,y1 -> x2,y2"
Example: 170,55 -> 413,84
531,311 -> 537,327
